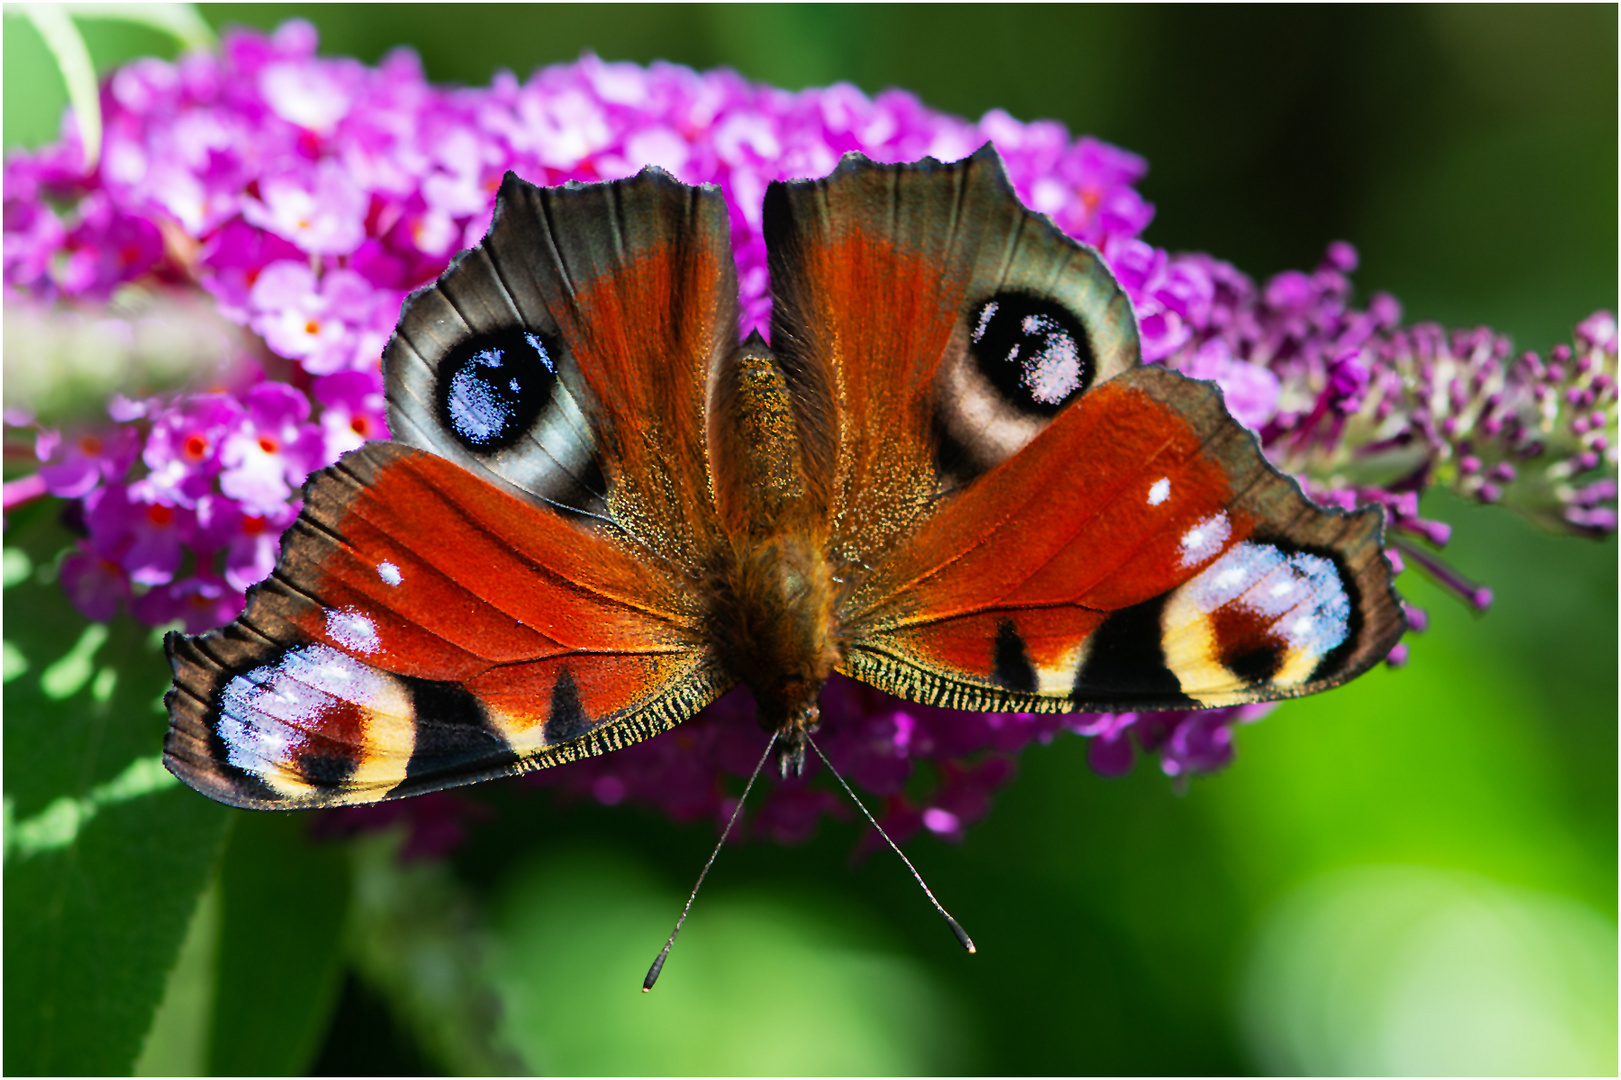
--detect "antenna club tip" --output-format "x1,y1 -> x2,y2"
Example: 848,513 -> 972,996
966,943 -> 977,954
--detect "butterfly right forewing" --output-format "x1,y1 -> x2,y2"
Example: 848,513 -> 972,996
762,145 -> 1141,570
758,146 -> 1403,715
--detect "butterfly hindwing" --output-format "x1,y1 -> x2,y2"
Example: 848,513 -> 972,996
165,442 -> 728,809
844,366 -> 1403,710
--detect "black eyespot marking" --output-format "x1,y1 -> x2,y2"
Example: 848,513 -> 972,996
993,620 -> 1038,694
968,292 -> 1094,416
401,676 -> 518,783
542,669 -> 593,747
1073,594 -> 1196,708
435,326 -> 559,453
1225,641 -> 1286,683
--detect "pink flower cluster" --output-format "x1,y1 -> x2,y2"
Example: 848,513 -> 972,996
35,373 -> 387,631
4,21 -> 1614,850
3,19 -> 1152,339
1127,241 -> 1617,631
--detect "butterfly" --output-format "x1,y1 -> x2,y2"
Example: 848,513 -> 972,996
163,145 -> 1405,814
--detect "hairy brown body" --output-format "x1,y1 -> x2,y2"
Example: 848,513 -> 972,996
705,331 -> 845,772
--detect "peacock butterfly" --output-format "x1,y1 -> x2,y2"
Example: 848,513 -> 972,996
162,146 -> 1405,823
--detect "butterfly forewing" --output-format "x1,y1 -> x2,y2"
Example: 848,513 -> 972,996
763,145 -> 1141,571
166,168 -> 743,809
385,169 -> 737,568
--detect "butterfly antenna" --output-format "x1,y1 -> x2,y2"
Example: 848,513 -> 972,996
643,731 -> 778,992
805,734 -> 976,955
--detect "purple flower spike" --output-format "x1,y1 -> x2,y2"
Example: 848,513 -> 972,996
249,262 -> 386,374
83,482 -> 191,587
59,546 -> 133,622
1395,539 -> 1495,612
133,572 -> 245,634
141,394 -> 245,508
313,369 -> 391,459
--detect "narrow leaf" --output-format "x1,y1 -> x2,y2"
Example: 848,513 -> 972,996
2,507 -> 231,1074
23,6 -> 101,171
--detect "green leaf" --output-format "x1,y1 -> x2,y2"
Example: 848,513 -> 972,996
348,833 -> 525,1075
64,3 -> 216,51
208,811 -> 351,1076
3,506 -> 231,1075
135,876 -> 222,1076
22,5 -> 100,170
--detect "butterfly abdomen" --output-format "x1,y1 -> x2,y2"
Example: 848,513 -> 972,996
704,332 -> 847,768
703,532 -> 843,757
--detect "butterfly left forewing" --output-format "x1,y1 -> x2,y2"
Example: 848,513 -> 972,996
385,168 -> 737,569
167,169 -> 744,809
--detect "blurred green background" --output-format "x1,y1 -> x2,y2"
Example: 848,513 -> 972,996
4,4 -> 1616,1075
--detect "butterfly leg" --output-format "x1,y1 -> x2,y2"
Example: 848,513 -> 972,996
772,711 -> 818,777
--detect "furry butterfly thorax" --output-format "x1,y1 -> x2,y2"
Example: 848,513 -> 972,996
163,145 -> 1405,809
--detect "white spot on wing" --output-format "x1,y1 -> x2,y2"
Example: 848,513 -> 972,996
1148,477 -> 1170,505
1179,512 -> 1232,567
377,561 -> 402,586
326,608 -> 381,654
218,644 -> 393,780
1021,314 -> 1083,404
973,300 -> 998,342
1184,543 -> 1352,655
